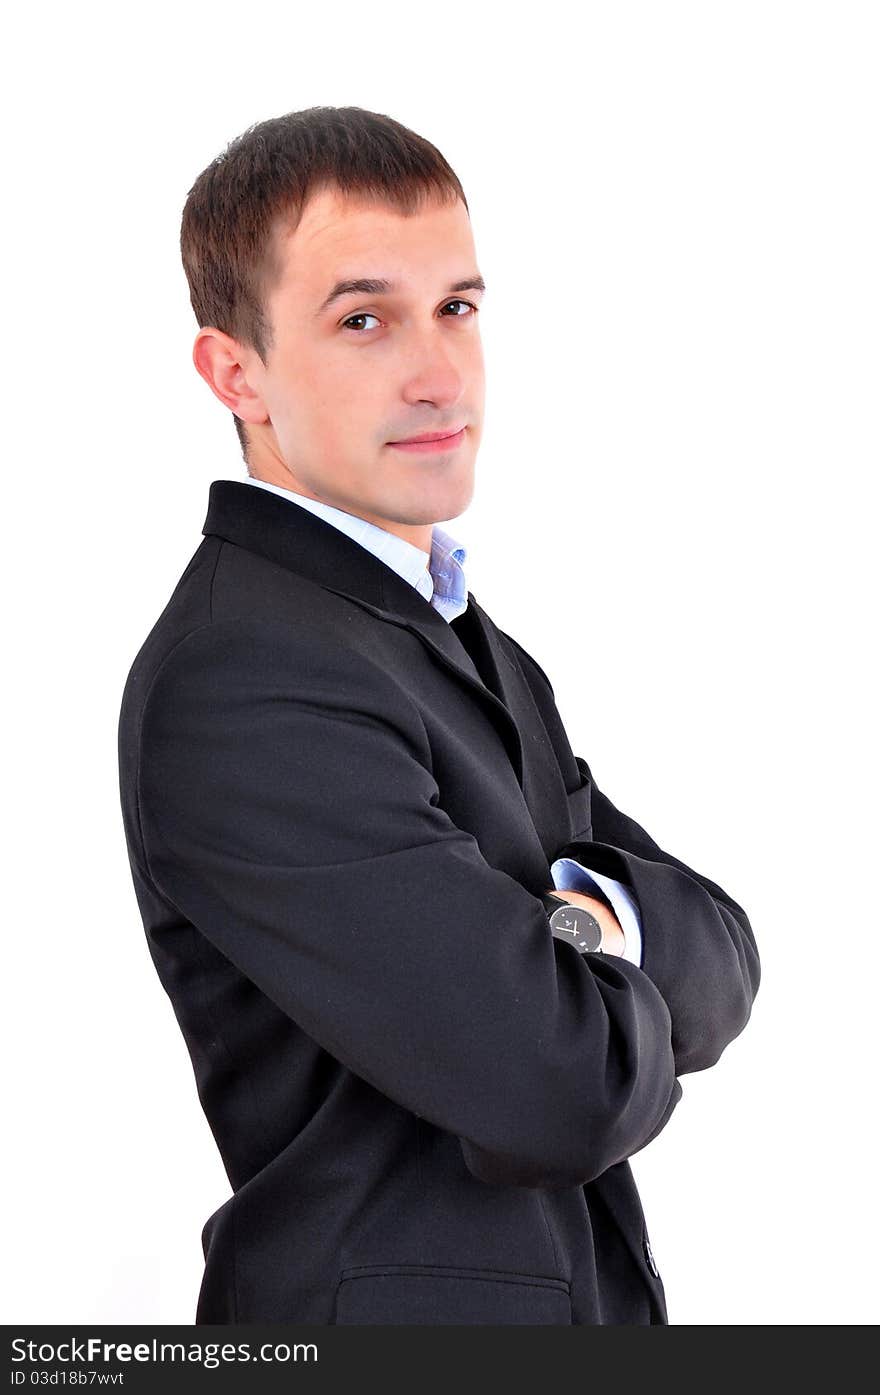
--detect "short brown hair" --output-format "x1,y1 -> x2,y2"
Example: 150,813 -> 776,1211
179,105 -> 469,464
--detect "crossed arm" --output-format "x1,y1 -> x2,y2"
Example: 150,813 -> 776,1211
137,616 -> 758,1196
136,617 -> 689,1191
501,629 -> 762,1078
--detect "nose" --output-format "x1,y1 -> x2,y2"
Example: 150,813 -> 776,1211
399,329 -> 467,411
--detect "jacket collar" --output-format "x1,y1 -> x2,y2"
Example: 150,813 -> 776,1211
201,480 -> 530,786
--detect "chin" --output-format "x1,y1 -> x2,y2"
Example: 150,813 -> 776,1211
421,474 -> 473,513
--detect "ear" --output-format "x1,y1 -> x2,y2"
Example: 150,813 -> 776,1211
192,327 -> 270,426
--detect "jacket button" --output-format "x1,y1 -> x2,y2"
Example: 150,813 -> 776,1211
644,1232 -> 660,1278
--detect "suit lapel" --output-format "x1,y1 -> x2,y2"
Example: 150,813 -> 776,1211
319,578 -> 528,789
201,481 -> 527,786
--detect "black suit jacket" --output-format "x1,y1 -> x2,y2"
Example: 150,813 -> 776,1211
117,479 -> 760,1325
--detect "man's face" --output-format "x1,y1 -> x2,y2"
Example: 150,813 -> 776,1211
230,185 -> 485,538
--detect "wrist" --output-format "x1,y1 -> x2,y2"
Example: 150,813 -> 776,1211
542,889 -> 626,956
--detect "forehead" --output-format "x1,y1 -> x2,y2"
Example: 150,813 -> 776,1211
271,186 -> 475,295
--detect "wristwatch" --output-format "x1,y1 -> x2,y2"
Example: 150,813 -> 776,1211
540,892 -> 604,954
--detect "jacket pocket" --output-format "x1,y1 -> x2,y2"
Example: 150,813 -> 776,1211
334,1263 -> 572,1325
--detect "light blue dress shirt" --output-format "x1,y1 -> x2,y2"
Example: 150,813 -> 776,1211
240,475 -> 643,967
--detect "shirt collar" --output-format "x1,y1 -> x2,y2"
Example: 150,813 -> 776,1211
239,477 -> 468,619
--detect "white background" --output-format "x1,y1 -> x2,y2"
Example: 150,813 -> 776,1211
3,0 -> 877,1326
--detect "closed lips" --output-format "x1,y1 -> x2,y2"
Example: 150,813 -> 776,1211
389,427 -> 466,445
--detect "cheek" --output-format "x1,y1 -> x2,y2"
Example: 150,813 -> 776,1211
278,356 -> 351,432
312,350 -> 379,415
470,338 -> 486,379
461,340 -> 485,397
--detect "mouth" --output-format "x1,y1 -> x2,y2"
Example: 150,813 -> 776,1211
387,426 -> 467,454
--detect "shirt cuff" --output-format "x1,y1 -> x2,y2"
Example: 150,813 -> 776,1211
550,857 -> 644,968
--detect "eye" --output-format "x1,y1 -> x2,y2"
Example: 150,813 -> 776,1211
440,298 -> 479,318
341,312 -> 382,334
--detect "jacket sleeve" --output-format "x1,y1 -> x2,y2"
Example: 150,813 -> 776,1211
135,617 -> 683,1191
500,630 -> 761,1078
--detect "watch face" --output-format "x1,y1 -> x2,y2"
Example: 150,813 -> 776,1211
549,904 -> 603,953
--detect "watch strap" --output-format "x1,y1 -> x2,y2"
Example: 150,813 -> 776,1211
540,891 -> 569,918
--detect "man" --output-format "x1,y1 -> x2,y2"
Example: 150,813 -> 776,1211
117,106 -> 760,1325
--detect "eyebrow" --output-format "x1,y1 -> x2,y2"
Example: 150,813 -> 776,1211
314,274 -> 486,318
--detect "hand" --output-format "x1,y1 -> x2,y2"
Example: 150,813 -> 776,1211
544,888 -> 627,957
